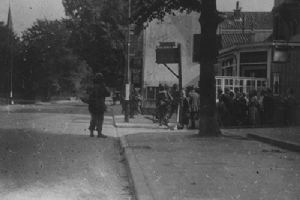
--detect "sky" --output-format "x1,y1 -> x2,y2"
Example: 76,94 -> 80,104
217,0 -> 274,12
0,0 -> 274,35
0,0 -> 65,34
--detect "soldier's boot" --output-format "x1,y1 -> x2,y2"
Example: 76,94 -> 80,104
89,129 -> 94,137
97,130 -> 107,138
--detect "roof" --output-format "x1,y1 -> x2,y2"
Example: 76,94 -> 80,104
221,32 -> 253,49
220,12 -> 273,30
219,42 -> 273,56
218,11 -> 273,49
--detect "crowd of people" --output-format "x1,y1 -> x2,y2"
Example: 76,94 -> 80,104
122,83 -> 298,128
155,85 -> 298,128
155,84 -> 200,129
217,87 -> 298,127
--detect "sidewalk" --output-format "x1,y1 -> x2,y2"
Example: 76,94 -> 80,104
118,129 -> 300,200
111,105 -> 178,129
112,106 -> 300,151
113,114 -> 168,129
112,107 -> 300,151
112,108 -> 300,200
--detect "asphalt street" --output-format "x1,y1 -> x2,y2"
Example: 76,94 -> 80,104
0,102 -> 133,200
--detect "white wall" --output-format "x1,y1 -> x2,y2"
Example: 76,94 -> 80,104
143,12 -> 201,88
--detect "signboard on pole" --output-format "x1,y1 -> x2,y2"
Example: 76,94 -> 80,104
156,42 -> 180,64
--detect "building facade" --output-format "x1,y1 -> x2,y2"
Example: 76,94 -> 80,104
216,0 -> 300,124
136,0 -> 300,121
140,12 -> 201,109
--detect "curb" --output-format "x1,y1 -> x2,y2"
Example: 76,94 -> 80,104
120,136 -> 155,200
247,133 -> 300,152
111,108 -> 155,200
111,112 -> 168,130
116,123 -> 168,129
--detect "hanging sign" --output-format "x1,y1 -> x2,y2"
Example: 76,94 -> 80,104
156,42 -> 179,64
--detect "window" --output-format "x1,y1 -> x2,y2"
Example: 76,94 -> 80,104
215,76 -> 268,100
240,51 -> 268,78
240,51 -> 267,63
221,58 -> 236,76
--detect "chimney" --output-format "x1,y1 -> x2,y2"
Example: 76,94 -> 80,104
234,1 -> 242,21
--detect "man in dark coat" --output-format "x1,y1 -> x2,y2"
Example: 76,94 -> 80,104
88,73 -> 110,138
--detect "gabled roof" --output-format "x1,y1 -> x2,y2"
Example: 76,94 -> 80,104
220,12 -> 273,30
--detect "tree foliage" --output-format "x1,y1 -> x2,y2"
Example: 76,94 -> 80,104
131,0 -> 201,31
21,19 -> 92,100
62,0 -> 128,88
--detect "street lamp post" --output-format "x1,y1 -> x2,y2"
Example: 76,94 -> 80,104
7,4 -> 14,105
124,0 -> 131,122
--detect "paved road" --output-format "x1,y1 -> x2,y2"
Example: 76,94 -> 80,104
0,102 -> 133,200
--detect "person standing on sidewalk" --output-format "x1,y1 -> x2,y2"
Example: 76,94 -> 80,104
157,84 -> 172,126
263,88 -> 274,125
188,86 -> 200,129
248,89 -> 259,126
88,73 -> 110,138
129,86 -> 137,118
181,88 -> 190,129
168,84 -> 180,120
283,88 -> 298,126
136,89 -> 143,115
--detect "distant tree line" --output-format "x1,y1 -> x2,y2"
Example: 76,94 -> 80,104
0,0 -> 128,101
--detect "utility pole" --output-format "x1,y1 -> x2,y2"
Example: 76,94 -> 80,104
177,44 -> 183,128
124,0 -> 131,122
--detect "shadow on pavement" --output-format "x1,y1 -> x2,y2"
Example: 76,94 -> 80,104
4,103 -> 113,116
220,133 -> 252,141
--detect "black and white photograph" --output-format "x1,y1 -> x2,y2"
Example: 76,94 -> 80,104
0,0 -> 299,199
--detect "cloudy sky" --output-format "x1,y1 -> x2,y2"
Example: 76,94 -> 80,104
0,0 -> 274,34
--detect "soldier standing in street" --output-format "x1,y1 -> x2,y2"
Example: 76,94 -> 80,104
88,73 -> 110,138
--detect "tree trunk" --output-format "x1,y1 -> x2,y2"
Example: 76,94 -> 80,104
198,60 -> 220,136
198,0 -> 221,136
